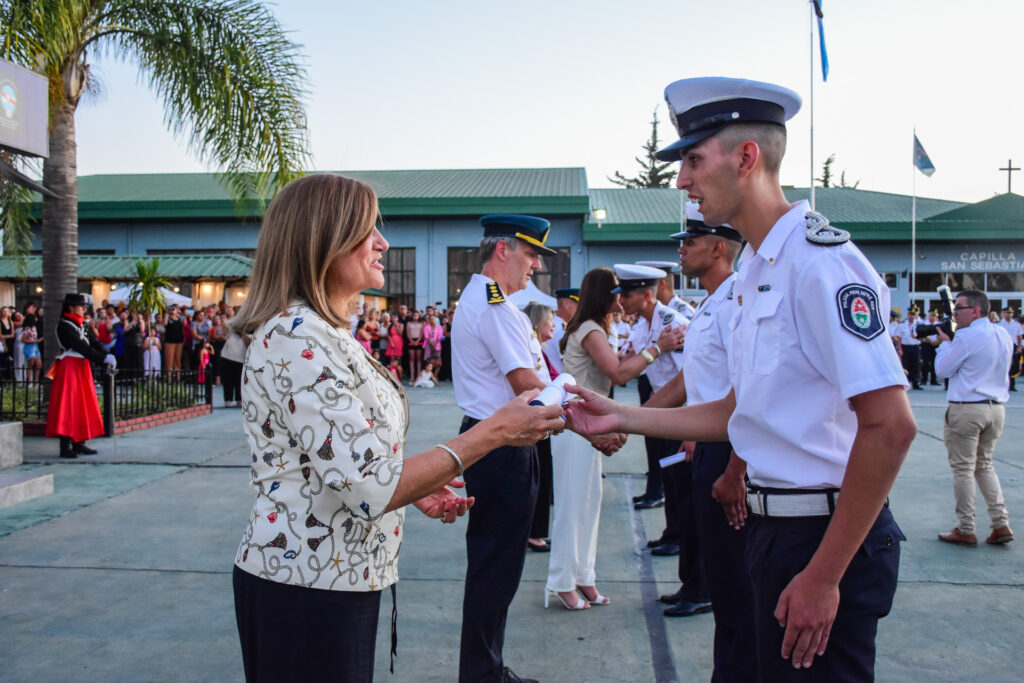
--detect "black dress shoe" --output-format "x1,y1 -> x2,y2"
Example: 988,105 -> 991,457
658,587 -> 685,604
650,543 -> 680,556
526,539 -> 550,553
502,666 -> 538,683
59,450 -> 78,459
911,384 -> 923,390
73,442 -> 97,455
646,537 -> 666,548
633,497 -> 664,510
664,599 -> 713,617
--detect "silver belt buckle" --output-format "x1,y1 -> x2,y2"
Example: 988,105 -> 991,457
746,491 -> 837,517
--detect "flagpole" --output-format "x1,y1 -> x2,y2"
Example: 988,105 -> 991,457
911,128 -> 917,309
809,1 -> 816,210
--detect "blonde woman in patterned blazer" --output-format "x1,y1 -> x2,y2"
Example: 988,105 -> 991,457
230,174 -> 564,683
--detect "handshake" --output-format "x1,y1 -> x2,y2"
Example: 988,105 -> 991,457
530,375 -> 627,456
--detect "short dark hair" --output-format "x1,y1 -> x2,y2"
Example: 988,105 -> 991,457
713,122 -> 787,174
957,289 -> 990,316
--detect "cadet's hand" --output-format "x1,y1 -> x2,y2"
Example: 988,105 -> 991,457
656,325 -> 685,353
711,469 -> 747,530
774,571 -> 839,670
488,389 -> 565,446
590,432 -> 627,456
563,384 -> 621,436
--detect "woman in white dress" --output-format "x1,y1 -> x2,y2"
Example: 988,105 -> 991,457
545,266 -> 682,610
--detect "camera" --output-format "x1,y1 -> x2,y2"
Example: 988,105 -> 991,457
914,285 -> 956,339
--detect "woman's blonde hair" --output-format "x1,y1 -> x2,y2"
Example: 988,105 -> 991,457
232,174 -> 378,334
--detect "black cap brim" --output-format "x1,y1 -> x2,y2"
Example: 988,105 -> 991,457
654,127 -> 720,162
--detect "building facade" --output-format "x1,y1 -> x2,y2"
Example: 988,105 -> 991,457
6,169 -> 1023,315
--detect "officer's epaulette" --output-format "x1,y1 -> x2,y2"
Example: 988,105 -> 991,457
805,210 -> 850,246
486,281 -> 505,304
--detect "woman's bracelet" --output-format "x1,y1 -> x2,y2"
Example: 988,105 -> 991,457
435,443 -> 464,477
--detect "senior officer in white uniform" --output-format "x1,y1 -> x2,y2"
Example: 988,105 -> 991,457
452,213 -> 559,683
565,77 -> 916,680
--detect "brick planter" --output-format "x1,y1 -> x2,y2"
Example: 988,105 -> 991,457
22,404 -> 212,436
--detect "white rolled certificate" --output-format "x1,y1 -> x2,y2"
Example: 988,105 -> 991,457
529,373 -> 575,407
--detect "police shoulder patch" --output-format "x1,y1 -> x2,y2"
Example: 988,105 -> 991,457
805,210 -> 850,246
836,284 -> 884,340
660,310 -> 675,325
486,281 -> 505,304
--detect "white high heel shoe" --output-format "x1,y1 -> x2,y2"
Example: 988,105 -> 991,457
544,588 -> 589,610
576,586 -> 610,605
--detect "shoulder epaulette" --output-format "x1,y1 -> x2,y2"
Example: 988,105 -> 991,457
486,282 -> 505,304
805,210 -> 850,246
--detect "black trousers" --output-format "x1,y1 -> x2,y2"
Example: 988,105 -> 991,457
692,442 -> 756,682
222,358 -> 244,402
745,506 -> 903,682
458,417 -> 539,683
654,439 -> 686,547
920,343 -> 938,384
901,344 -> 921,386
529,436 -> 553,539
233,566 -> 382,683
637,375 -> 664,501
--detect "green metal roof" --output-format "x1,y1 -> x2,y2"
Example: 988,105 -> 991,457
29,168 -> 590,220
582,186 -> 970,243
0,254 -> 252,279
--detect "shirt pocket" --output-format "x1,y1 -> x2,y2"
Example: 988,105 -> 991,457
745,291 -> 783,375
688,313 -> 716,357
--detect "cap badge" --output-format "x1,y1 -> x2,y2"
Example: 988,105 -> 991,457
805,211 -> 850,246
837,284 -> 884,341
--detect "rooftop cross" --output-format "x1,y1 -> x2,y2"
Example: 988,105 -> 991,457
998,159 -> 1020,193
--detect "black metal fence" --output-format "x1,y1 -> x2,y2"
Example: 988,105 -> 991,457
0,366 -> 213,433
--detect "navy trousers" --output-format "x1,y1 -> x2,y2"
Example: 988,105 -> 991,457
458,417 -> 539,683
637,375 -> 665,502
745,506 -> 903,682
901,344 -> 921,387
692,442 -> 756,682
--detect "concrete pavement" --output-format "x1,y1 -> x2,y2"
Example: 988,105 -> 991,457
0,382 -> 1021,682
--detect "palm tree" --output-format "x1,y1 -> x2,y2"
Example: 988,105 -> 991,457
127,257 -> 172,320
0,0 -> 310,366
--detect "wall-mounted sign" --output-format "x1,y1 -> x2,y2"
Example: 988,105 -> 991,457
941,251 -> 1024,272
0,58 -> 48,158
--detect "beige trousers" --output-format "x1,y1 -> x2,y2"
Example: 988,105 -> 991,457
944,403 -> 1010,533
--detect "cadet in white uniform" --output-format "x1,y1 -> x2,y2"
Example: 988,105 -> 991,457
897,306 -> 923,389
566,77 -> 916,680
452,213 -> 557,683
638,259 -> 697,320
996,307 -> 1023,391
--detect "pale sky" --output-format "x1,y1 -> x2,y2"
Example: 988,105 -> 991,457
72,0 -> 1024,204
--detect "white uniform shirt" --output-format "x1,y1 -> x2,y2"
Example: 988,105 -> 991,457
935,318 -> 1012,403
669,295 -> 697,321
452,274 -> 544,420
997,318 -> 1023,346
896,319 -> 921,345
630,302 -> 688,392
728,201 -> 908,489
543,315 -> 567,373
682,274 -> 737,406
888,320 -> 902,339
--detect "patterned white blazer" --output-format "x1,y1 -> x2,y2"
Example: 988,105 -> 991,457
234,301 -> 409,591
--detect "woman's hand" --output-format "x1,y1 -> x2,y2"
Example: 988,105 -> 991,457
563,384 -> 622,436
590,432 -> 627,456
656,324 -> 685,353
414,479 -> 475,523
484,389 -> 566,446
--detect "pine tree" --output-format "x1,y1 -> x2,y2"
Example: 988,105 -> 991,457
608,109 -> 676,188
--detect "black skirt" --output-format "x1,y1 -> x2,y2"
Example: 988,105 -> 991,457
233,566 -> 385,682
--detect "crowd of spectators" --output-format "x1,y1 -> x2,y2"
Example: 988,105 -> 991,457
350,302 -> 457,385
